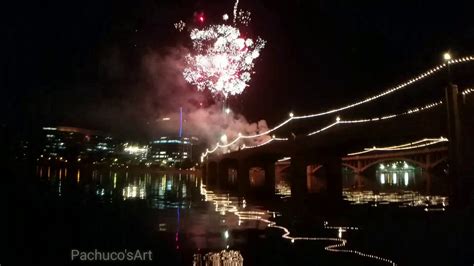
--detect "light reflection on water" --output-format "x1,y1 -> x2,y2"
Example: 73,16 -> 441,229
199,184 -> 397,266
36,165 -> 453,265
343,190 -> 448,209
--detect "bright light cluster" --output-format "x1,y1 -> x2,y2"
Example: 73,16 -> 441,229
124,144 -> 148,155
200,56 -> 474,158
183,24 -> 266,98
346,137 -> 448,156
174,20 -> 186,32
237,10 -> 251,26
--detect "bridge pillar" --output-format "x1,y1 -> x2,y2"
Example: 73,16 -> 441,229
355,173 -> 364,189
290,155 -> 307,198
356,160 -> 363,174
446,84 -> 466,206
422,168 -> 433,195
237,160 -> 250,194
323,156 -> 343,201
207,161 -> 218,186
202,162 -> 207,183
461,88 -> 474,205
217,162 -> 228,189
263,161 -> 276,195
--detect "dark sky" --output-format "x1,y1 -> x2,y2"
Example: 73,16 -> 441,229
3,0 -> 474,140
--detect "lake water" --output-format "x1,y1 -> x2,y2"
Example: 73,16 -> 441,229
8,164 -> 474,265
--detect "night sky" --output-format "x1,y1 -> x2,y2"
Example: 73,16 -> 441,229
4,0 -> 474,141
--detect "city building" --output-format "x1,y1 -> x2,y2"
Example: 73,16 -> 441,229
40,126 -> 118,163
119,142 -> 149,165
148,136 -> 199,166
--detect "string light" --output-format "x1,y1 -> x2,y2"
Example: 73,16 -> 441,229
201,57 -> 474,158
306,99 -> 445,137
307,121 -> 339,136
240,137 -> 288,150
277,157 -> 291,162
202,98 -> 445,157
347,137 -> 448,156
462,88 -> 474,96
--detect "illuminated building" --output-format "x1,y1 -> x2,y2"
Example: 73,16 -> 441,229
40,126 -> 118,162
148,136 -> 198,166
120,143 -> 149,164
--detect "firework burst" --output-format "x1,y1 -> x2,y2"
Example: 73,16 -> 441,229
183,25 -> 265,97
178,0 -> 266,98
237,10 -> 251,26
174,20 -> 186,32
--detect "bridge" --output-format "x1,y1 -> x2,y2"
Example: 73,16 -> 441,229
342,143 -> 448,174
202,56 -> 474,205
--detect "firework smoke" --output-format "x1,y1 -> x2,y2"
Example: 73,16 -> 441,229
143,47 -> 270,148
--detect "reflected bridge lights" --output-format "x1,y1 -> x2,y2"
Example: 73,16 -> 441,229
200,184 -> 396,265
377,161 -> 415,186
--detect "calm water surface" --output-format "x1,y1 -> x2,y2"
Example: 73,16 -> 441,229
11,164 -> 473,265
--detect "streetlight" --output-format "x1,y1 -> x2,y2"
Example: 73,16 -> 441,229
443,52 -> 452,61
443,51 -> 452,84
220,134 -> 228,143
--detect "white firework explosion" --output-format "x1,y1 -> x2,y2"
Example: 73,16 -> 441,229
183,24 -> 266,98
237,10 -> 251,26
174,20 -> 186,32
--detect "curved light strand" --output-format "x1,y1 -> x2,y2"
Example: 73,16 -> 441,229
203,99 -> 443,158
347,137 -> 448,156
202,57 -> 474,157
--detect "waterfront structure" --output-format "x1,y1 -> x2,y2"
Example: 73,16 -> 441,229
148,136 -> 199,166
40,126 -> 118,163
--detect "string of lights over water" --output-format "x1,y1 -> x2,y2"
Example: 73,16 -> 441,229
347,137 -> 448,156
201,55 -> 474,158
202,92 -> 472,158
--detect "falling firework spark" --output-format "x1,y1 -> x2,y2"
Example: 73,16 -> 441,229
237,10 -> 251,26
233,0 -> 240,24
174,20 -> 186,32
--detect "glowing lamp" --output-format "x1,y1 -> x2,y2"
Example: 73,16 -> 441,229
443,52 -> 451,61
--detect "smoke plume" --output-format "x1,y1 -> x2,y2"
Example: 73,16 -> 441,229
142,46 -> 270,149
